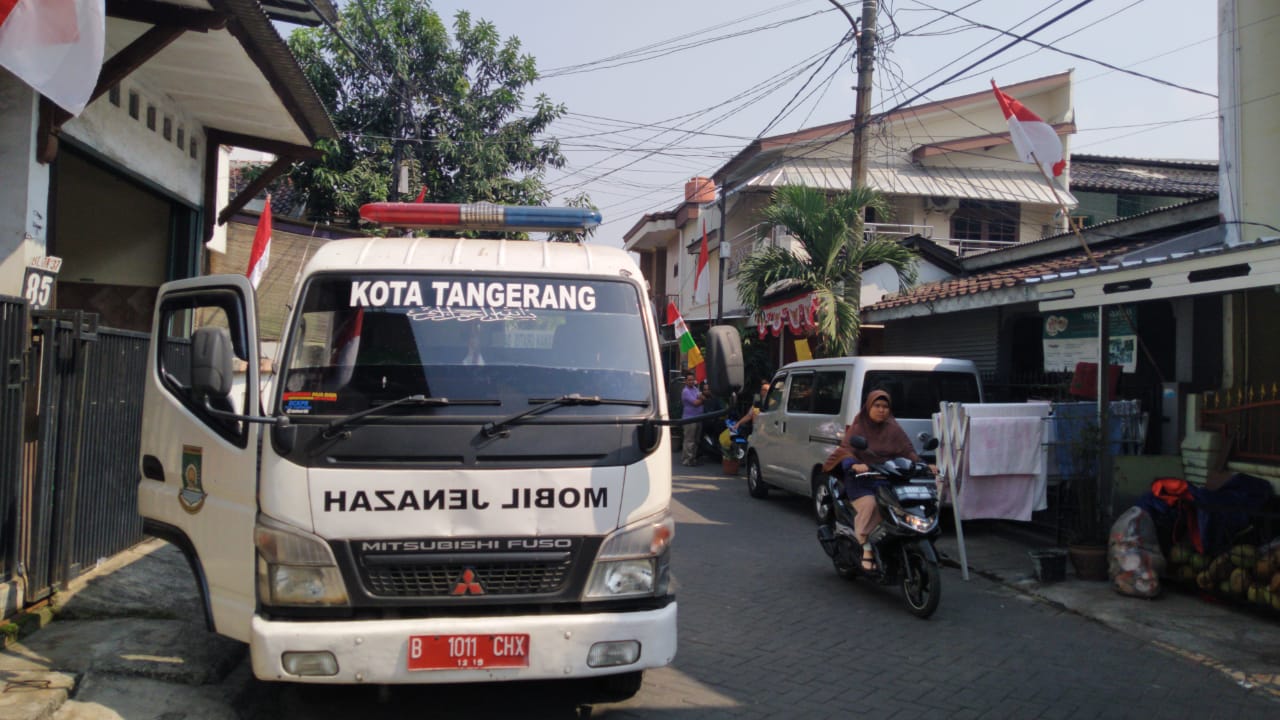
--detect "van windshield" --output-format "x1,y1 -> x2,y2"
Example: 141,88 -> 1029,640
276,273 -> 653,416
862,370 -> 981,419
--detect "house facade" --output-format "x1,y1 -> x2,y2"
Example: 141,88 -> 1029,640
625,72 -> 1079,367
0,0 -> 337,617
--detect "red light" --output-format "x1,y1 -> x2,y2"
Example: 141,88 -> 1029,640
360,203 -> 462,227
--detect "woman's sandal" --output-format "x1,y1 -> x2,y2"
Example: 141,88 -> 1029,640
860,551 -> 876,572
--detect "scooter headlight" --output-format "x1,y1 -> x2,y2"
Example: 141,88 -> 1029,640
889,505 -> 938,533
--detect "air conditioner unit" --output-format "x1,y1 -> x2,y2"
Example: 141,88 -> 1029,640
926,196 -> 959,211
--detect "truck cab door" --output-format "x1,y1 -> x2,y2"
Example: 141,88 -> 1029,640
138,275 -> 261,642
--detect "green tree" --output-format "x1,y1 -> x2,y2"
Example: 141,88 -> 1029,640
287,0 -> 570,227
736,185 -> 918,357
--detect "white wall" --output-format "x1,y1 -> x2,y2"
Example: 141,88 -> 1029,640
60,76 -> 204,206
0,74 -> 51,297
861,258 -> 951,308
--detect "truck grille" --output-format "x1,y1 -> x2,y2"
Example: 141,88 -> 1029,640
349,538 -> 586,599
362,557 -> 574,597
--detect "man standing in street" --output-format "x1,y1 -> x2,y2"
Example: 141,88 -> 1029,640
680,374 -> 705,466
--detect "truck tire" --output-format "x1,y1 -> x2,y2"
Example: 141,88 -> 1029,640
591,670 -> 643,703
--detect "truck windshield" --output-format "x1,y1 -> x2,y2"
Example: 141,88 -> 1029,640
276,273 -> 654,417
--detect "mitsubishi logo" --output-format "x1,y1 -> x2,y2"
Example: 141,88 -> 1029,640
451,568 -> 484,595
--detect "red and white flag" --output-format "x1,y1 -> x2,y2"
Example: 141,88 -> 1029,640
692,221 -> 710,305
329,308 -> 364,387
0,0 -> 105,116
991,79 -> 1065,178
246,196 -> 272,290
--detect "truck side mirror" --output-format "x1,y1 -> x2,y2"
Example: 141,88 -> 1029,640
191,326 -> 234,402
704,325 -> 744,396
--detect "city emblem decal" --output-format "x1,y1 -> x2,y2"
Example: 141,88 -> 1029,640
179,445 -> 206,514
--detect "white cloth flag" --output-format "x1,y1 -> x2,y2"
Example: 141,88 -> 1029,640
0,0 -> 106,116
991,79 -> 1065,178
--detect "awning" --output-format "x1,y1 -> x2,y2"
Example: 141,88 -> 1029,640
741,157 -> 1076,206
757,292 -> 819,339
1032,234 -> 1280,311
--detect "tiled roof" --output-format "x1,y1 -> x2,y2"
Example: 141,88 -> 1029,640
1070,154 -> 1218,196
867,236 -> 1170,311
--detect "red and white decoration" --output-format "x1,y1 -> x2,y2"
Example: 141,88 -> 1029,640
756,292 -> 820,339
990,79 -> 1065,178
246,196 -> 272,291
0,0 -> 106,116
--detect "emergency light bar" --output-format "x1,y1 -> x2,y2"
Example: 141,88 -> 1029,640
359,202 -> 602,233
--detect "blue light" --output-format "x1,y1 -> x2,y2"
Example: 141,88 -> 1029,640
501,206 -> 602,230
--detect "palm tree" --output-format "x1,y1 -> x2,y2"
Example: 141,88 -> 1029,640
737,185 -> 918,358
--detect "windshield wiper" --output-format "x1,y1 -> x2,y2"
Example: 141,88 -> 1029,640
322,395 -> 498,439
480,394 -> 648,438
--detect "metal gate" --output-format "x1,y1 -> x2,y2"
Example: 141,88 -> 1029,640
20,310 -> 148,602
0,296 -> 26,587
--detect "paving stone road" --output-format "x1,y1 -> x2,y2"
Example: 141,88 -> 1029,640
11,458 -> 1280,719
235,462 -> 1280,719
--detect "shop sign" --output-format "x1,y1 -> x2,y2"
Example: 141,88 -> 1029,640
1042,305 -> 1137,373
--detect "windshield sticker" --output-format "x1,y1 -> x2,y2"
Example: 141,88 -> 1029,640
349,280 -> 596,311
284,391 -> 338,402
407,306 -> 538,323
284,400 -> 311,414
283,391 -> 337,415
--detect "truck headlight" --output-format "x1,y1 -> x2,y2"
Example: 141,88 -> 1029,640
583,511 -> 674,600
255,515 -> 349,607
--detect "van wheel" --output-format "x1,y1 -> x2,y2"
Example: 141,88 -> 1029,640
746,455 -> 769,498
812,475 -> 833,524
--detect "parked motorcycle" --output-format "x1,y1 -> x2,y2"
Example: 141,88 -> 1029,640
816,436 -> 943,618
721,419 -> 748,461
697,417 -> 744,462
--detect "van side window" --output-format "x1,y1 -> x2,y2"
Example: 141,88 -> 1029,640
811,371 -> 845,415
786,373 -> 815,413
763,378 -> 785,411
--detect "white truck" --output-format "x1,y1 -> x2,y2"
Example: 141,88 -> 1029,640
138,203 -> 741,699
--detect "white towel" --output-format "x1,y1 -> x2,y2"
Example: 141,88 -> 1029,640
967,416 -> 1044,477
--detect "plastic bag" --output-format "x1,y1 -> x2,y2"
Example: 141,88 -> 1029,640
1109,506 -> 1165,598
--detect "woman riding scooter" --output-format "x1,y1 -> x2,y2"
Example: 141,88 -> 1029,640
822,389 -> 918,572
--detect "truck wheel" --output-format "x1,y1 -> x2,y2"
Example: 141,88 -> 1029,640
746,455 -> 769,498
592,670 -> 643,703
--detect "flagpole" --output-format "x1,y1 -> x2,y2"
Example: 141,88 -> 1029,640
1029,150 -> 1163,383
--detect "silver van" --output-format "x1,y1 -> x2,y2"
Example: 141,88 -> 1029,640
745,356 -> 982,521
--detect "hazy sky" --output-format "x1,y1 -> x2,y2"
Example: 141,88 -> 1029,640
420,1 -> 1220,247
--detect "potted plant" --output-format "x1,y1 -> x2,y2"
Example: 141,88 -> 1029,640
721,440 -> 742,475
1066,419 -> 1111,580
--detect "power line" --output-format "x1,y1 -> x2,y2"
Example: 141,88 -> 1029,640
917,0 -> 1214,99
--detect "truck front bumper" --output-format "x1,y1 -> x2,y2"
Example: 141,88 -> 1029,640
249,602 -> 676,684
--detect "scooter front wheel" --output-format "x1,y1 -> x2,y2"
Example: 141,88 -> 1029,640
901,542 -> 941,618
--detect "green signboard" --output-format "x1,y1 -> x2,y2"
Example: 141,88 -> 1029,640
1042,306 -> 1137,373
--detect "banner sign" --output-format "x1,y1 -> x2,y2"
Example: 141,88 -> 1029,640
1042,306 -> 1137,373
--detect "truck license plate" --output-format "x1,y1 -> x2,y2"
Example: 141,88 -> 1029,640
407,634 -> 530,671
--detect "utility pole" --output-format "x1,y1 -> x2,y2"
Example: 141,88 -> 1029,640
716,190 -> 727,323
850,0 -> 878,189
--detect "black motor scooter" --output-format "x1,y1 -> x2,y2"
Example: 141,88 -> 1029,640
816,436 -> 943,618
